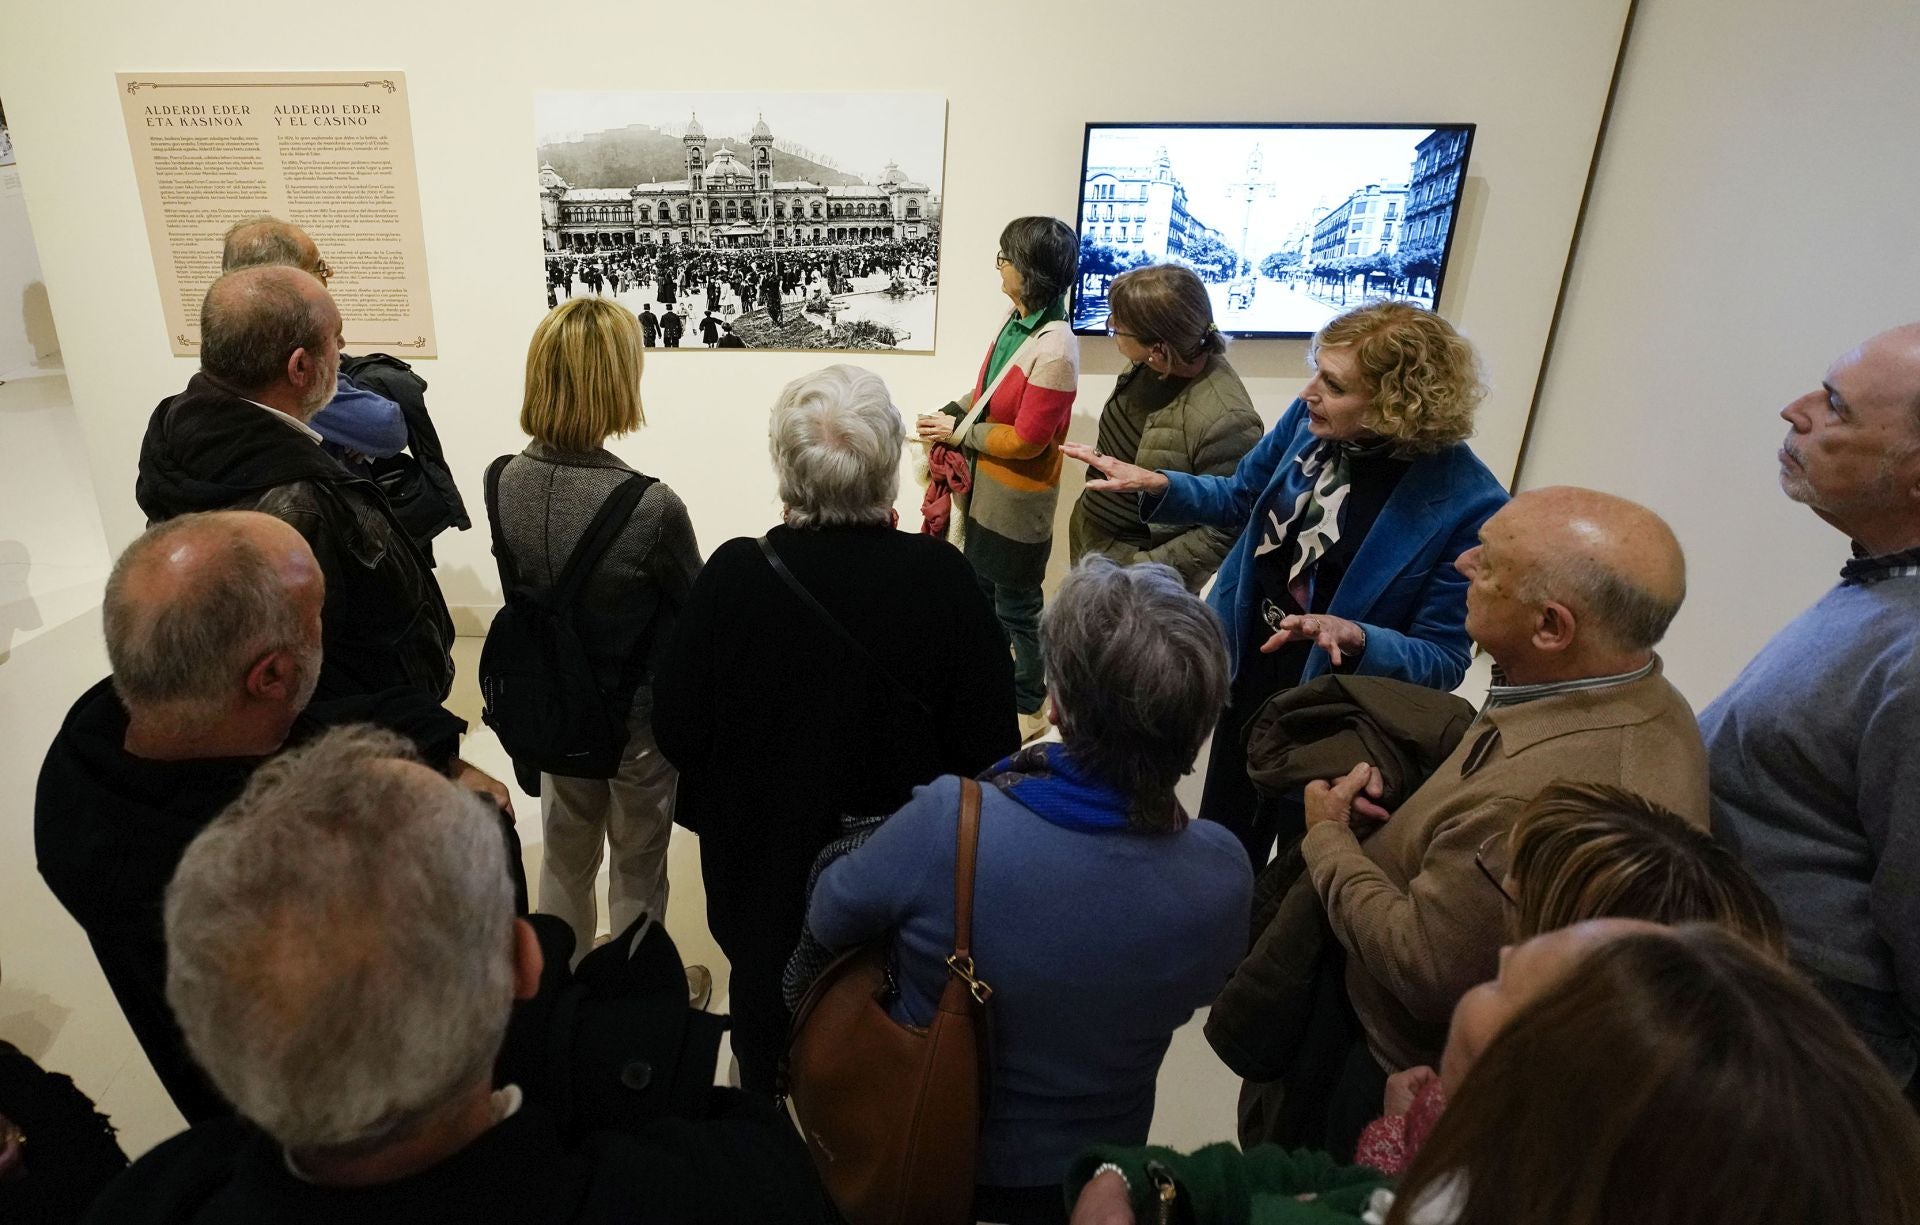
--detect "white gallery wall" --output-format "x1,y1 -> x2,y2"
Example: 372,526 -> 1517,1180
0,0 -> 1633,627
1518,0 -> 1920,707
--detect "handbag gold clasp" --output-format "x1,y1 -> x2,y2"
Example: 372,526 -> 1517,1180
945,954 -> 994,1004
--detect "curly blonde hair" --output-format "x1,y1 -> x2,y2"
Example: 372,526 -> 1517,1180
1312,302 -> 1484,453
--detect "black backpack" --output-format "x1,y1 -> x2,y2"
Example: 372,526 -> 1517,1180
480,457 -> 654,779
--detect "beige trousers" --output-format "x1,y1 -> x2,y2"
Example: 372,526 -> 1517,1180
538,715 -> 675,961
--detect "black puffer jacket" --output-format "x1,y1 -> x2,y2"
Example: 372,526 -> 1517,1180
135,373 -> 456,701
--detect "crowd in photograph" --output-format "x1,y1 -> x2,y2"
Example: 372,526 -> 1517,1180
544,234 -> 940,343
8,208 -> 1920,1225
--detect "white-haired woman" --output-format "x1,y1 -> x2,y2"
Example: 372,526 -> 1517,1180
654,364 -> 1019,1095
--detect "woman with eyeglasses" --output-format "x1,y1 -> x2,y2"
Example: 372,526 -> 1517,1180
917,217 -> 1082,743
1066,263 -> 1264,594
1064,302 -> 1506,867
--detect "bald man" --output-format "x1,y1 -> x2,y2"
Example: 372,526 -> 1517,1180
1290,486 -> 1707,1154
219,217 -> 470,553
135,265 -> 455,701
34,512 -> 492,1124
1702,324 -> 1920,1088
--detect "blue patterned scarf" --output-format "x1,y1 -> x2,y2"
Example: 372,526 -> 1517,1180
1254,437 -> 1394,606
981,743 -> 1134,832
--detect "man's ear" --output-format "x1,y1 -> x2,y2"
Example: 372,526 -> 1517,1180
1531,601 -> 1579,654
511,918 -> 544,1001
243,649 -> 298,702
286,345 -> 328,401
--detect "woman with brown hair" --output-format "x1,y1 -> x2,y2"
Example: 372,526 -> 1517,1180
1387,924 -> 1920,1225
1066,263 -> 1263,592
1067,924 -> 1920,1224
1500,780 -> 1784,950
1065,302 -> 1506,866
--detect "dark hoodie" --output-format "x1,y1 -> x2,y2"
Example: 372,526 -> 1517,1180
135,373 -> 456,702
33,679 -> 467,1124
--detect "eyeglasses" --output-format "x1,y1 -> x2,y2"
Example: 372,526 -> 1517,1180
994,254 -> 1010,269
1106,322 -> 1146,342
311,259 -> 333,285
1475,828 -> 1516,907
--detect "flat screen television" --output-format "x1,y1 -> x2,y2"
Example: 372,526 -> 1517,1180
1072,122 -> 1475,339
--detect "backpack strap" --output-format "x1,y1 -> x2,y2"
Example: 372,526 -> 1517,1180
484,456 -> 523,592
756,535 -> 934,717
552,474 -> 653,607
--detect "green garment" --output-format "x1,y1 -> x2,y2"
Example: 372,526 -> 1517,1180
1066,1142 -> 1395,1225
983,296 -> 1068,390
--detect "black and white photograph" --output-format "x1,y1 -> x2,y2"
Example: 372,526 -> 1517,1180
534,90 -> 945,352
1073,123 -> 1475,339
0,96 -> 15,168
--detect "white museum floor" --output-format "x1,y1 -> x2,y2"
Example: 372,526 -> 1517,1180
0,368 -> 1256,1162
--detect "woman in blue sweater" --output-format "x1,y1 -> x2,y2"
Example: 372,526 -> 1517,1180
1064,303 -> 1508,867
808,557 -> 1254,1225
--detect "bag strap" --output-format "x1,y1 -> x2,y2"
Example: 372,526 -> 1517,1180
945,778 -> 991,1003
484,456 -> 521,591
756,535 -> 934,717
952,778 -> 982,956
551,474 -> 652,605
950,318 -> 1068,442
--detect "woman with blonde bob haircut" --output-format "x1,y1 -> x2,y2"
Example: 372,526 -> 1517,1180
487,295 -> 703,960
520,295 -> 646,452
1067,300 -> 1507,866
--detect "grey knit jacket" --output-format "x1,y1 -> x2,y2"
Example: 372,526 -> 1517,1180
491,442 -> 702,716
1068,356 -> 1264,592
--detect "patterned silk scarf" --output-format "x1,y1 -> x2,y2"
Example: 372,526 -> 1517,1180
1254,438 -> 1393,606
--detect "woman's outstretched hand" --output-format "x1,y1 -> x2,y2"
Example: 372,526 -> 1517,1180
1062,442 -> 1169,495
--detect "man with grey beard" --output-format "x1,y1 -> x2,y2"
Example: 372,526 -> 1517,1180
134,265 -> 456,701
1701,323 -> 1920,1088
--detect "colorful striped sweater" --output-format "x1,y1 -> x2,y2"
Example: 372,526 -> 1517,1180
944,311 -> 1081,586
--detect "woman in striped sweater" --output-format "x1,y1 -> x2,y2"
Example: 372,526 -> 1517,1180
919,217 -> 1081,739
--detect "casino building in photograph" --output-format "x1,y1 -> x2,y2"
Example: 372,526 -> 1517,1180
540,114 -> 933,250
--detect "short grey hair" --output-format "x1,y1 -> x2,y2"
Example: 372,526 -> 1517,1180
104,512 -> 308,719
1043,557 -> 1230,830
769,364 -> 903,528
222,216 -> 311,272
200,266 -> 329,392
1521,557 -> 1683,652
165,726 -> 515,1152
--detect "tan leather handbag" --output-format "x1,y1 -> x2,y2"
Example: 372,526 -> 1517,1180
783,777 -> 993,1225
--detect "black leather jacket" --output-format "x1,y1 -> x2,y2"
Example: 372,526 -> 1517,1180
135,373 -> 456,701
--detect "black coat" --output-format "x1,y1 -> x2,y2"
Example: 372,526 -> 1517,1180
135,374 -> 456,701
651,524 -> 1017,1086
34,680 -> 468,1124
83,1093 -> 829,1225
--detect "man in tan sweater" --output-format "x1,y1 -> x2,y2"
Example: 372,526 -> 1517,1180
1300,487 -> 1706,1095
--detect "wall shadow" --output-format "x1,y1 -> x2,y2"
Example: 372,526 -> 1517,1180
0,539 -> 43,666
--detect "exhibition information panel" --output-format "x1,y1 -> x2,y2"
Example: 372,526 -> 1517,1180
117,71 -> 437,358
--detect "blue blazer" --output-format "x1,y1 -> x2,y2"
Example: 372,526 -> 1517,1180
1146,399 -> 1508,689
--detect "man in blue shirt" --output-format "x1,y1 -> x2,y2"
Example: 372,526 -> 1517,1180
1701,323 -> 1920,1088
